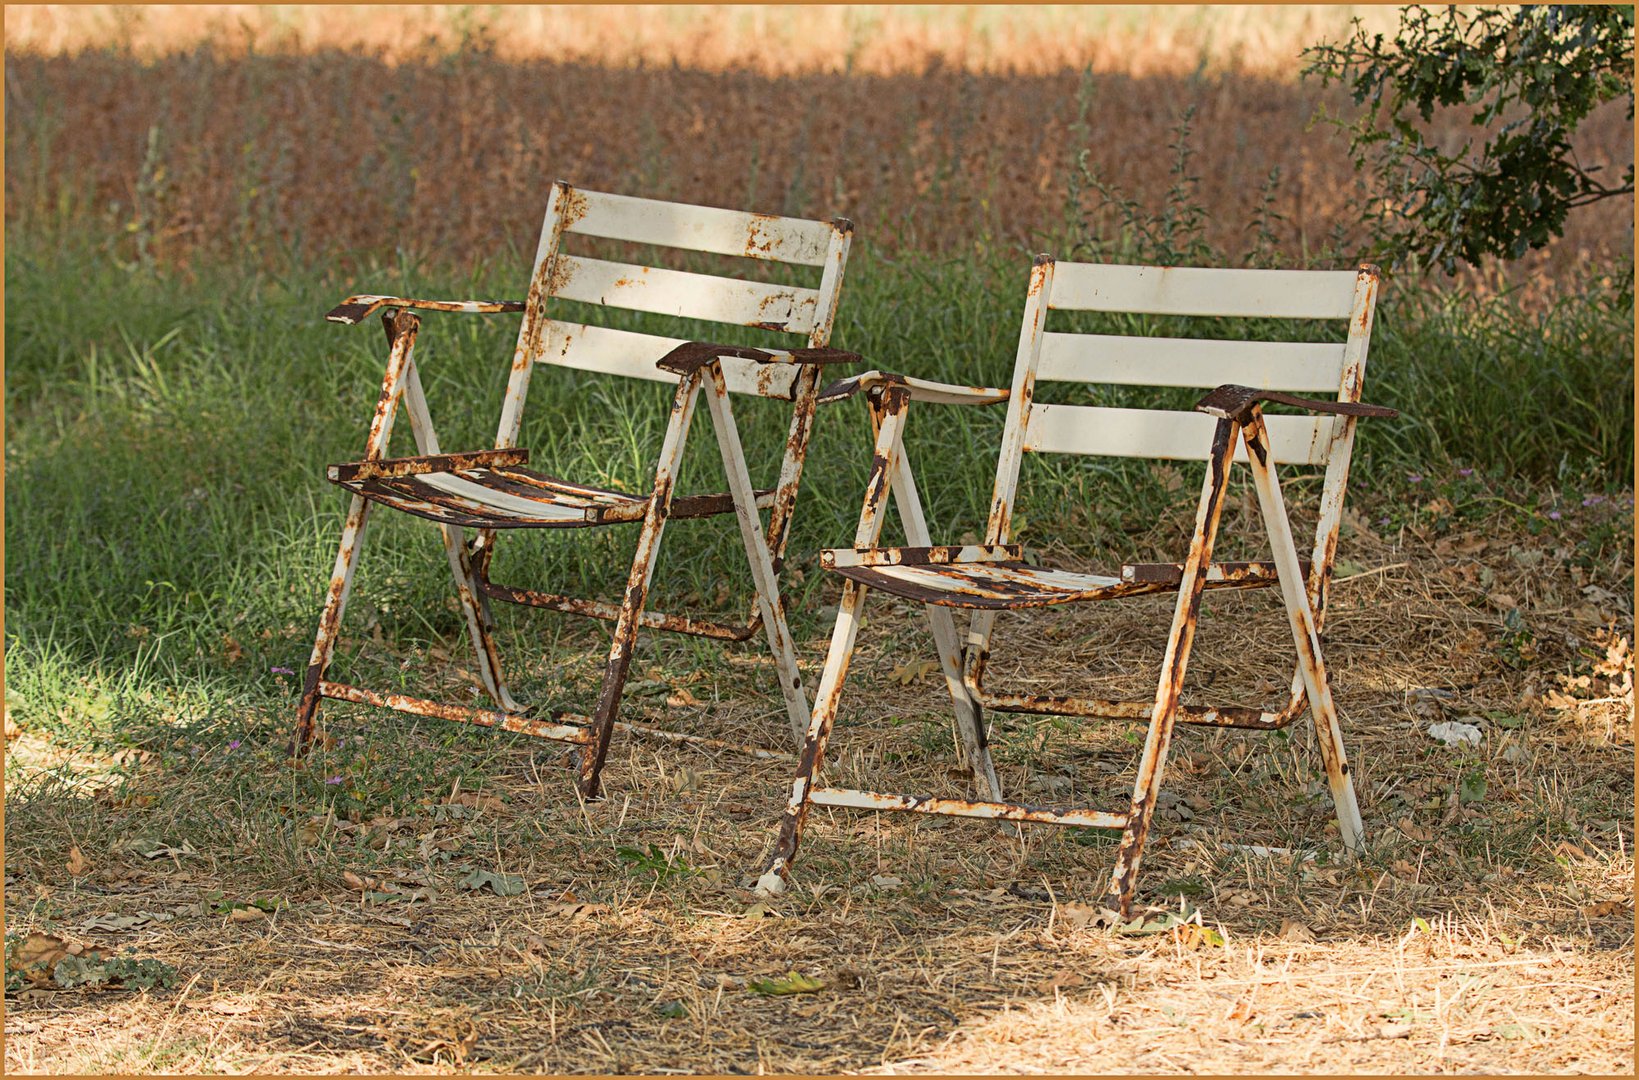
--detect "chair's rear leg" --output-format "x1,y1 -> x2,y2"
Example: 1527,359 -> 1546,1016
885,437 -> 1001,800
760,384 -> 911,891
291,495 -> 373,755
1106,418 -> 1239,915
1242,415 -> 1366,854
399,355 -> 521,713
577,371 -> 703,799
701,366 -> 811,747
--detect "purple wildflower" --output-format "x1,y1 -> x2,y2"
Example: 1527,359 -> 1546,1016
1548,510 -> 1562,521
271,666 -> 295,676
227,740 -> 242,751
1582,494 -> 1606,507
325,775 -> 344,785
1456,468 -> 1474,478
1407,473 -> 1423,484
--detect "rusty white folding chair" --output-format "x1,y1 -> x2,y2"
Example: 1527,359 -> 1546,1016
290,181 -> 859,797
758,256 -> 1396,914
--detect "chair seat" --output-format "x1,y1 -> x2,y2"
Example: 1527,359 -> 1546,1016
335,463 -> 774,530
827,553 -> 1291,609
829,559 -> 1143,609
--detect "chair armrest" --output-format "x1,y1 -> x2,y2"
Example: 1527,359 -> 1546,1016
328,448 -> 529,483
818,370 -> 1011,407
325,295 -> 526,325
1195,384 -> 1398,422
654,340 -> 863,377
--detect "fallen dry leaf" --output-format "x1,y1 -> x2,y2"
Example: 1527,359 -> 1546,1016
66,845 -> 90,877
1036,968 -> 1085,993
888,659 -> 939,685
1278,918 -> 1317,943
1583,900 -> 1630,919
1057,901 -> 1103,931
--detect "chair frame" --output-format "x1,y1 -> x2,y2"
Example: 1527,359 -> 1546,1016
290,181 -> 856,797
758,256 -> 1394,914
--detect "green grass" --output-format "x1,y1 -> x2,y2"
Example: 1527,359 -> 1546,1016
4,229 -> 1632,748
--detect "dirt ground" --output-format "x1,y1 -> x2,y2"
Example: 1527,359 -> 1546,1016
4,498 -> 1633,1074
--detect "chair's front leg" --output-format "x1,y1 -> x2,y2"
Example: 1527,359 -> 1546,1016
577,369 -> 705,798
760,384 -> 912,892
1105,416 -> 1240,915
701,364 -> 812,747
884,434 -> 1002,802
1242,411 -> 1366,855
291,311 -> 421,755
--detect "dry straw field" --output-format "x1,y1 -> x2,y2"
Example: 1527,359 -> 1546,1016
4,5 -> 1634,1075
5,5 -> 1631,278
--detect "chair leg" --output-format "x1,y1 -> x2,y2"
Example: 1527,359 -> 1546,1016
760,384 -> 910,891
701,365 -> 811,747
397,352 -> 523,713
759,573 -> 874,891
1242,414 -> 1367,855
576,371 -> 704,798
290,495 -> 373,755
885,436 -> 1001,800
1105,418 -> 1239,915
291,309 -> 420,755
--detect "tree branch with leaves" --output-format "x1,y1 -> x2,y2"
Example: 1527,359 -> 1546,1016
1304,5 -> 1634,272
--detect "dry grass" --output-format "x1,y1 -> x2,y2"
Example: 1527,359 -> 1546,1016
6,6 -> 1408,76
5,10 -> 1631,279
6,496 -> 1632,1074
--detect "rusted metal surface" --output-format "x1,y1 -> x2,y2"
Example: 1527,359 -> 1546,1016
806,786 -> 1127,829
576,366 -> 701,797
820,544 -> 1022,569
760,385 -> 912,889
1195,383 -> 1398,423
326,295 -> 525,326
318,680 -> 795,761
1105,416 -> 1238,913
817,370 -> 1011,407
1241,410 -> 1367,854
759,255 -> 1388,916
969,687 -> 1299,730
290,311 -> 420,754
328,448 -> 530,483
477,582 -> 761,641
320,680 -> 591,743
292,184 -> 857,784
654,339 -> 861,377
1119,559 -> 1307,586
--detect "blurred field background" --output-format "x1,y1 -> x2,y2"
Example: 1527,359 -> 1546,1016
6,5 -> 1631,278
4,7 -> 1634,1073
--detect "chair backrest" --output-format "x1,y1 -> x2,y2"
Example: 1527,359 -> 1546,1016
495,181 -> 854,448
983,256 -> 1381,544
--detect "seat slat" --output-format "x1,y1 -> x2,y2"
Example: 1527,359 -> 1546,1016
564,188 -> 834,266
1037,332 -> 1346,392
1024,403 -> 1331,465
1049,263 -> 1359,319
535,321 -> 801,399
550,255 -> 820,334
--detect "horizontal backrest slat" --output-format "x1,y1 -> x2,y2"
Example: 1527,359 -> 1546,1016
550,255 -> 820,334
536,320 -> 800,399
564,188 -> 834,266
1023,403 -> 1331,465
1049,263 -> 1359,319
1037,333 -> 1347,392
